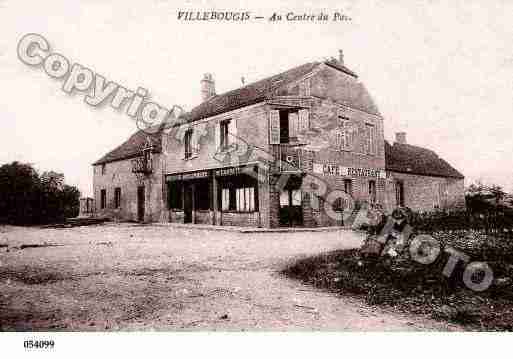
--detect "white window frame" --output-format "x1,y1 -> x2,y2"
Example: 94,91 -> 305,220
336,117 -> 353,151
365,123 -> 376,155
235,187 -> 255,212
221,188 -> 230,211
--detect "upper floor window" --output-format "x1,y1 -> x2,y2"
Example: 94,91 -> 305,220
101,163 -> 106,175
220,119 -> 230,150
279,109 -> 309,143
299,79 -> 310,96
365,123 -> 376,155
184,129 -> 193,159
335,117 -> 354,151
216,119 -> 237,151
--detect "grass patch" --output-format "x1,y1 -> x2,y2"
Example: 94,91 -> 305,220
282,236 -> 513,330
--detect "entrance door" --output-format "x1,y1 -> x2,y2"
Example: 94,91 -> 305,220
137,186 -> 145,222
395,181 -> 404,207
279,189 -> 303,226
184,185 -> 193,223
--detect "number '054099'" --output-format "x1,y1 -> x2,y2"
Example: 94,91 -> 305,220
24,340 -> 55,350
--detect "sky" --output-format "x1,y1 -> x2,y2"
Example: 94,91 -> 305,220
1,0 -> 512,196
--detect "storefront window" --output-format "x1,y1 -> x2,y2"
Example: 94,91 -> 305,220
236,187 -> 255,212
218,173 -> 258,212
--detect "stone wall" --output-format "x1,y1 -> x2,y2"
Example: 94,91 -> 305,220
384,171 -> 465,213
92,154 -> 163,222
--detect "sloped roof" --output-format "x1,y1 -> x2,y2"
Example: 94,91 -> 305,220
92,130 -> 161,165
182,62 -> 320,123
385,141 -> 464,179
93,60 -> 367,165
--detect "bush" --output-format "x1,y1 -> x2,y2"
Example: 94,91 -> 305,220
408,209 -> 513,239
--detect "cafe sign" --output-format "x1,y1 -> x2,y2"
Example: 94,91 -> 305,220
166,170 -> 209,181
313,163 -> 386,179
215,165 -> 256,177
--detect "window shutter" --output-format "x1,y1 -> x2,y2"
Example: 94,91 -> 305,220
298,109 -> 309,132
214,122 -> 220,152
269,110 -> 280,144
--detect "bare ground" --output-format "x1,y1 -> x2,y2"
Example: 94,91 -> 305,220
0,224 -> 461,331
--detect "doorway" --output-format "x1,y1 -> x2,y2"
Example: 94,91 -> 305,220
279,188 -> 303,226
137,186 -> 145,222
184,185 -> 193,223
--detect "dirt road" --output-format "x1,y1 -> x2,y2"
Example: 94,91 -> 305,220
0,224 -> 460,331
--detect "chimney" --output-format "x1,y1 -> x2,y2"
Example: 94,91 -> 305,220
338,49 -> 344,65
200,73 -> 215,102
395,132 -> 407,144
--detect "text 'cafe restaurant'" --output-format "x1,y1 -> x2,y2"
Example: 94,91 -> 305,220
165,159 -> 387,228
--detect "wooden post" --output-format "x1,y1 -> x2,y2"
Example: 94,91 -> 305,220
212,174 -> 218,225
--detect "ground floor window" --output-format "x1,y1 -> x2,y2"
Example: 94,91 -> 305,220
221,188 -> 230,211
100,189 -> 106,209
114,187 -> 121,208
344,179 -> 353,196
236,187 -> 255,212
369,180 -> 376,203
218,174 -> 258,212
167,181 -> 183,209
395,180 -> 404,206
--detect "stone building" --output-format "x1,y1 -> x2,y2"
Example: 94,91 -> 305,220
92,52 -> 464,227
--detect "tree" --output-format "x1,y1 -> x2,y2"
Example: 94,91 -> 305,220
0,161 -> 80,225
465,182 -> 507,214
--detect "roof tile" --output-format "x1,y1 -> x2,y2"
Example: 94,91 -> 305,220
385,140 -> 464,179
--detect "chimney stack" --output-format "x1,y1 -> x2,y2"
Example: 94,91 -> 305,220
395,132 -> 407,144
338,49 -> 344,65
201,73 -> 216,102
